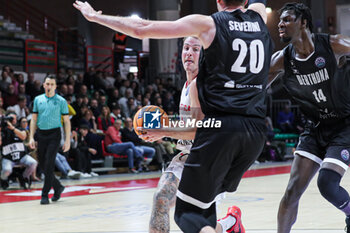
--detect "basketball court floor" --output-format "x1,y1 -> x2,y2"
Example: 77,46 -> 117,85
0,161 -> 348,233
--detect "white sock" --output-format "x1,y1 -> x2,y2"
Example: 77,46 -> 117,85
218,215 -> 236,233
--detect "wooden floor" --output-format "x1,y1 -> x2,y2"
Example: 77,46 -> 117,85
0,161 -> 348,233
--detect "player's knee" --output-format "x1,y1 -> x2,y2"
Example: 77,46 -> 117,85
283,182 -> 304,204
317,169 -> 340,201
1,169 -> 11,179
174,211 -> 208,233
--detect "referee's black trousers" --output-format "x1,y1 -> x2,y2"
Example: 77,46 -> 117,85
37,128 -> 62,197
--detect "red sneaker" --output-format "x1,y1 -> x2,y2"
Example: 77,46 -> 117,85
220,206 -> 245,233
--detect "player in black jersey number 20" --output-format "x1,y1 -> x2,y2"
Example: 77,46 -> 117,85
74,0 -> 273,232
268,3 -> 350,233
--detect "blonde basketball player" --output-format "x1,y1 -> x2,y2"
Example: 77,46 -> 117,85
143,37 -> 244,233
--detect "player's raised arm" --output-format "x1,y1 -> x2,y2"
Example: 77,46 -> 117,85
330,34 -> 350,62
73,1 -> 214,48
267,50 -> 285,88
247,0 -> 268,23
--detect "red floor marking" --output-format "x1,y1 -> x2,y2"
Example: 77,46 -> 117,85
0,165 -> 291,204
243,165 -> 291,178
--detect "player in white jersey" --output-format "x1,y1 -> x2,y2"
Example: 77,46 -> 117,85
144,36 -> 202,233
144,36 -> 243,233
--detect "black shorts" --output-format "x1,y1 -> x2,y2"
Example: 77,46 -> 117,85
295,120 -> 350,170
177,115 -> 266,209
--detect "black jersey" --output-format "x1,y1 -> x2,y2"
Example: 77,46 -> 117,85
197,9 -> 274,118
282,33 -> 350,123
1,128 -> 27,162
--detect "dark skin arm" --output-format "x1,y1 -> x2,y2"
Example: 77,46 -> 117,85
267,50 -> 286,88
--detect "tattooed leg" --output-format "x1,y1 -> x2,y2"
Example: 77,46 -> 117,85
149,172 -> 179,233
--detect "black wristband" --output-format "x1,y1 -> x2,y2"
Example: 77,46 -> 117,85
248,0 -> 267,6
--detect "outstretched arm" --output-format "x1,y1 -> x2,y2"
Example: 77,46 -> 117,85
330,34 -> 350,64
267,50 -> 285,88
248,1 -> 267,24
73,1 -> 215,48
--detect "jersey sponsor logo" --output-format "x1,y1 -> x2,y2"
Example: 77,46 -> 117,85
224,80 -> 235,88
224,80 -> 262,90
341,149 -> 350,161
295,68 -> 330,86
228,21 -> 261,32
143,110 -> 161,129
315,57 -> 326,68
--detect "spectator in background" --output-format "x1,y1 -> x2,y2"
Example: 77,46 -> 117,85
4,84 -> 18,108
118,89 -> 132,115
135,94 -> 142,106
108,89 -> 120,108
121,117 -> 155,172
98,95 -> 107,109
67,84 -> 76,102
119,79 -> 131,97
75,73 -> 84,93
155,96 -> 163,109
110,105 -> 125,122
18,84 -> 31,106
11,73 -> 19,95
97,106 -> 114,132
0,70 -> 10,93
32,80 -> 43,98
277,104 -> 294,133
163,91 -> 176,113
55,152 -> 81,179
25,72 -> 35,95
105,119 -> 143,173
17,73 -> 25,85
130,81 -> 140,97
79,84 -> 89,97
58,84 -> 68,97
84,66 -> 95,90
0,97 -> 6,116
66,75 -> 75,86
70,125 -> 99,177
142,97 -> 150,106
113,73 -> 123,89
7,95 -> 29,119
89,98 -> 100,119
124,97 -> 136,118
0,112 -> 37,190
80,109 -> 97,133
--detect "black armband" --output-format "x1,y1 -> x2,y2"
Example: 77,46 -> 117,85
248,0 -> 267,6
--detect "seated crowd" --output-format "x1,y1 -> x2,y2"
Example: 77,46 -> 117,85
0,65 -> 179,189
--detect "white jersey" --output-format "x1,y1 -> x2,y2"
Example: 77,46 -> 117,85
176,81 -> 193,151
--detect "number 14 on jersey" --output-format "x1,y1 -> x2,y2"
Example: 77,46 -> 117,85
312,89 -> 327,103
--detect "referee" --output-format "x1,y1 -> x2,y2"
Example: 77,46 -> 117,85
29,76 -> 71,205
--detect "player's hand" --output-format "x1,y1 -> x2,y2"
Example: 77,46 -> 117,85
29,138 -> 36,150
73,1 -> 102,22
62,140 -> 71,153
139,129 -> 164,142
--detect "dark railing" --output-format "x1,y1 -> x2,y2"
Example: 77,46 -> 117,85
86,45 -> 114,74
0,0 -> 85,71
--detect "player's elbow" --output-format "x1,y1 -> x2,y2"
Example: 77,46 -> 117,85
133,27 -> 148,40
